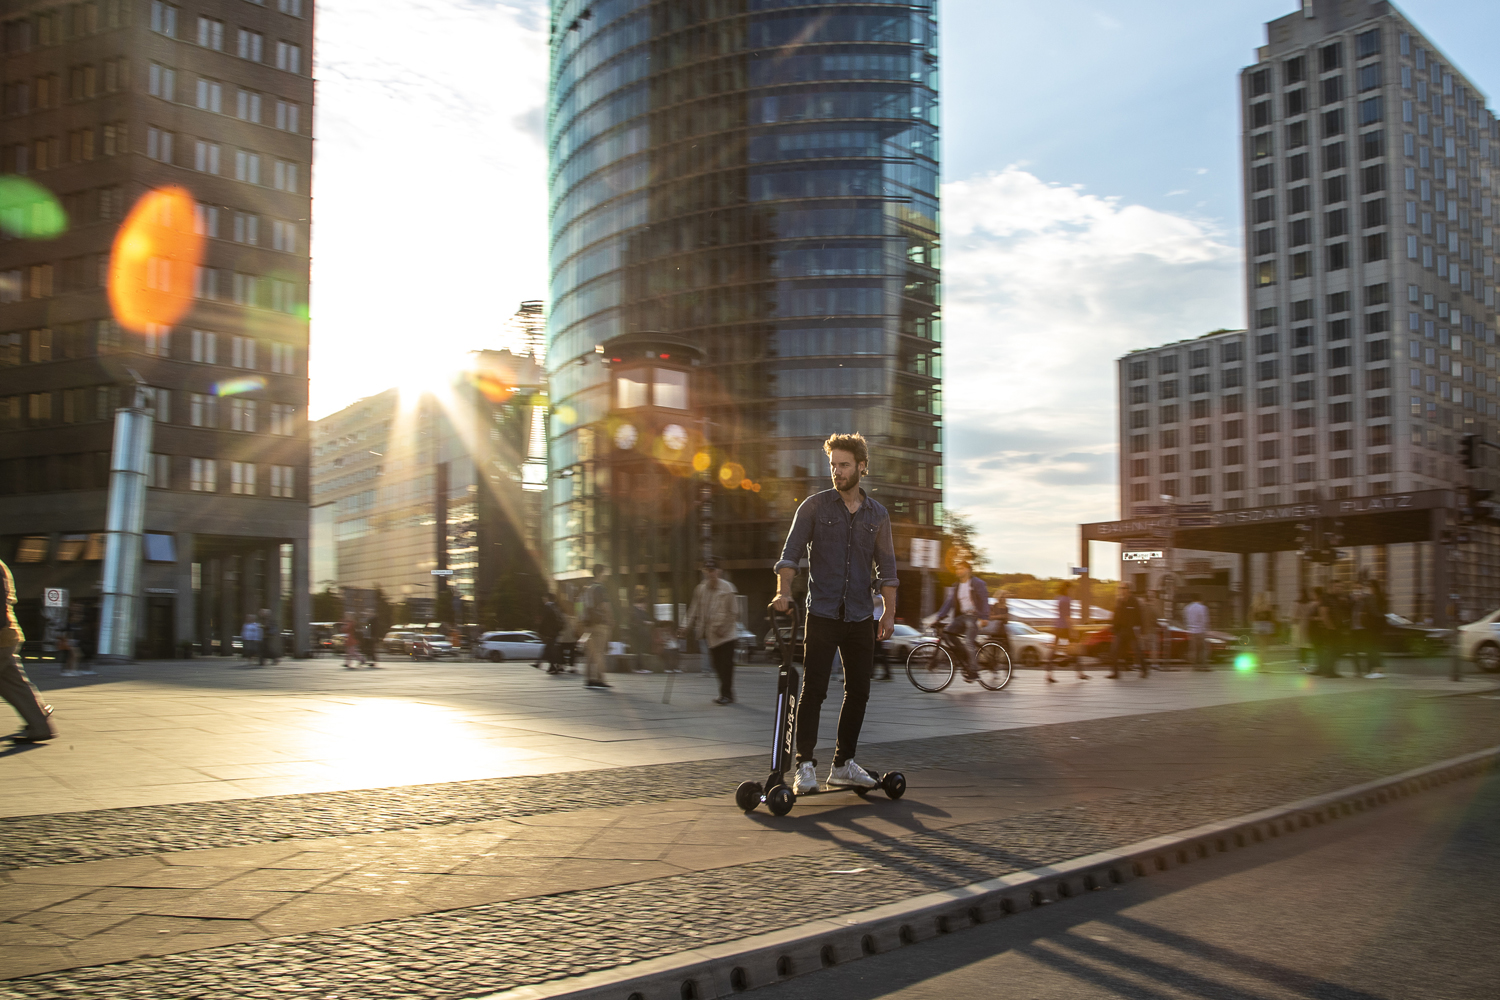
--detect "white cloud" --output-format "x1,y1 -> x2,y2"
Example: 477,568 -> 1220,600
940,167 -> 1243,578
309,1 -> 550,418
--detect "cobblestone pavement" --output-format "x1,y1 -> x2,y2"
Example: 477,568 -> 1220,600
1,690 -> 1495,998
1,684 -> 1470,870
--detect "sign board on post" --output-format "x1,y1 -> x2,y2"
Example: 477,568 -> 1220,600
909,537 -> 941,570
1123,550 -> 1164,562
44,587 -> 68,608
431,569 -> 455,577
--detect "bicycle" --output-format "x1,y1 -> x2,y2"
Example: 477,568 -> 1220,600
906,630 -> 1013,692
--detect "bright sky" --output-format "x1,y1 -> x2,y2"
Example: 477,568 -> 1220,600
309,0 -> 1500,576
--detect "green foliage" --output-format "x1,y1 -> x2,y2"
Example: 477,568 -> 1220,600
311,587 -> 343,622
940,508 -> 987,570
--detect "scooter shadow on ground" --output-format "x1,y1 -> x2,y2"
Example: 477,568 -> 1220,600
738,787 -> 951,836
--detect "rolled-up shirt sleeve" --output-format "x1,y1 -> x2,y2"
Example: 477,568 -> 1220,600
874,513 -> 899,592
775,497 -> 815,573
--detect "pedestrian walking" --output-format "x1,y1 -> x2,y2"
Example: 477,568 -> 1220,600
1184,593 -> 1210,671
1045,581 -> 1089,682
685,559 -> 740,704
1291,590 -> 1317,666
581,564 -> 614,689
630,586 -> 655,674
1312,586 -> 1340,677
342,616 -> 361,669
242,614 -> 264,666
1139,589 -> 1163,670
1250,592 -> 1277,669
558,606 -> 579,672
1,558 -> 56,744
258,608 -> 281,665
360,618 -> 380,667
535,592 -> 566,673
773,432 -> 897,794
1363,579 -> 1388,679
990,588 -> 1012,665
1109,583 -> 1146,678
58,609 -> 91,677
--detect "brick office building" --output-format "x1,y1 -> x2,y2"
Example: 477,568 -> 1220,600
0,1 -> 313,656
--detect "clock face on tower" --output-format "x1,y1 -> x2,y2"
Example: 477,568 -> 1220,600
614,423 -> 638,450
662,423 -> 688,452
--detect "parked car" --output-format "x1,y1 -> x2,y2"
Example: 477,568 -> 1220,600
763,618 -> 805,663
1380,614 -> 1450,656
383,630 -> 420,655
1458,609 -> 1500,672
1079,623 -> 1232,663
880,623 -> 925,662
477,630 -> 545,663
978,620 -> 1057,667
409,634 -> 458,660
732,624 -> 760,663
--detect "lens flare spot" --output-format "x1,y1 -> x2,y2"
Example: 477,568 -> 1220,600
692,451 -> 712,472
108,186 -> 206,332
740,478 -> 754,490
471,371 -> 515,403
719,462 -> 744,486
0,176 -> 67,239
214,377 -> 266,397
553,404 -> 577,426
1234,653 -> 1257,673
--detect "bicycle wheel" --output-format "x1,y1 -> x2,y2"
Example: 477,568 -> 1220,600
906,642 -> 955,692
975,641 -> 1013,690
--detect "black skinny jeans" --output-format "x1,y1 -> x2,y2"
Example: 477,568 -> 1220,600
796,615 -> 875,767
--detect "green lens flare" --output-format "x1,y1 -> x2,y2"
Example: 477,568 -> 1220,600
1234,653 -> 1257,672
0,176 -> 68,239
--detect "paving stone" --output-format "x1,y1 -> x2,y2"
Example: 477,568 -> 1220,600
1,692 -> 1494,997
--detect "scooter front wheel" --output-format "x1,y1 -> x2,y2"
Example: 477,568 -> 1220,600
766,785 -> 796,816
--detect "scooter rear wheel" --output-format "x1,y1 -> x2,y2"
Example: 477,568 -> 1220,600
881,771 -> 907,799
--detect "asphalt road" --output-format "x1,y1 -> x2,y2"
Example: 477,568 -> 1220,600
757,756 -> 1500,1000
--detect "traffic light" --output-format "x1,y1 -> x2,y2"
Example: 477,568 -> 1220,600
1460,433 -> 1479,469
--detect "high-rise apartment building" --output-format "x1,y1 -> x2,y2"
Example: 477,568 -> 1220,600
1116,0 -> 1499,617
311,348 -> 549,627
0,0 -> 314,656
545,0 -> 943,620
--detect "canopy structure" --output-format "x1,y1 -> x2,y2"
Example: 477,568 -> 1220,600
1078,490 -> 1464,626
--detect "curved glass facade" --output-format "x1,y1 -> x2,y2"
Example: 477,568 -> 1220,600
547,0 -> 942,614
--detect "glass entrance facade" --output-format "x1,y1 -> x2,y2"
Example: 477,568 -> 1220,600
547,0 -> 942,615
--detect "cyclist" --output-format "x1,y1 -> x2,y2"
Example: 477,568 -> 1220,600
927,560 -> 989,681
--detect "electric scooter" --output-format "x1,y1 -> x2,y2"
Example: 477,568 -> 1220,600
735,604 -> 906,816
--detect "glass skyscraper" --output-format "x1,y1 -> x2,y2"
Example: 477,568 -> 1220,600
546,0 -> 942,618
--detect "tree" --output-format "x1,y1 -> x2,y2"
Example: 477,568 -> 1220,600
941,508 -> 987,571
311,587 -> 343,623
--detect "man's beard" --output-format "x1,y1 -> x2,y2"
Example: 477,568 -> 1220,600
833,469 -> 861,492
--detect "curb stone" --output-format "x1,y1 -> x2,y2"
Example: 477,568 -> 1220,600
481,745 -> 1499,1000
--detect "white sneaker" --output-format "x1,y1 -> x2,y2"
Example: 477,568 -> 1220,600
793,762 -> 819,795
827,759 -> 879,789
1365,672 -> 1386,679
77,669 -> 96,676
60,671 -> 78,678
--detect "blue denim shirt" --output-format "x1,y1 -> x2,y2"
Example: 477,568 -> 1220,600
776,488 -> 899,622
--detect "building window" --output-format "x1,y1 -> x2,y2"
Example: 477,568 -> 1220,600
274,100 -> 299,133
275,41 -> 302,74
273,160 -> 298,192
1159,404 -> 1179,424
234,213 -> 259,245
150,2 -> 178,37
229,461 -> 257,495
197,16 -> 224,50
237,90 -> 262,123
272,220 -> 297,252
1130,483 -> 1148,503
270,403 -> 297,435
1258,466 -> 1279,488
238,29 -> 265,62
191,329 -> 218,364
190,458 -> 217,492
270,465 -> 295,498
1330,457 -> 1352,479
194,140 -> 220,174
194,203 -> 220,236
195,78 -> 223,113
189,392 -> 217,428
1224,472 -> 1243,493
227,398 -> 257,432
278,0 -> 305,17
235,150 -> 262,185
148,63 -> 175,100
1328,242 -> 1349,270
147,454 -> 172,489
1359,96 -> 1383,126
1191,476 -> 1210,496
